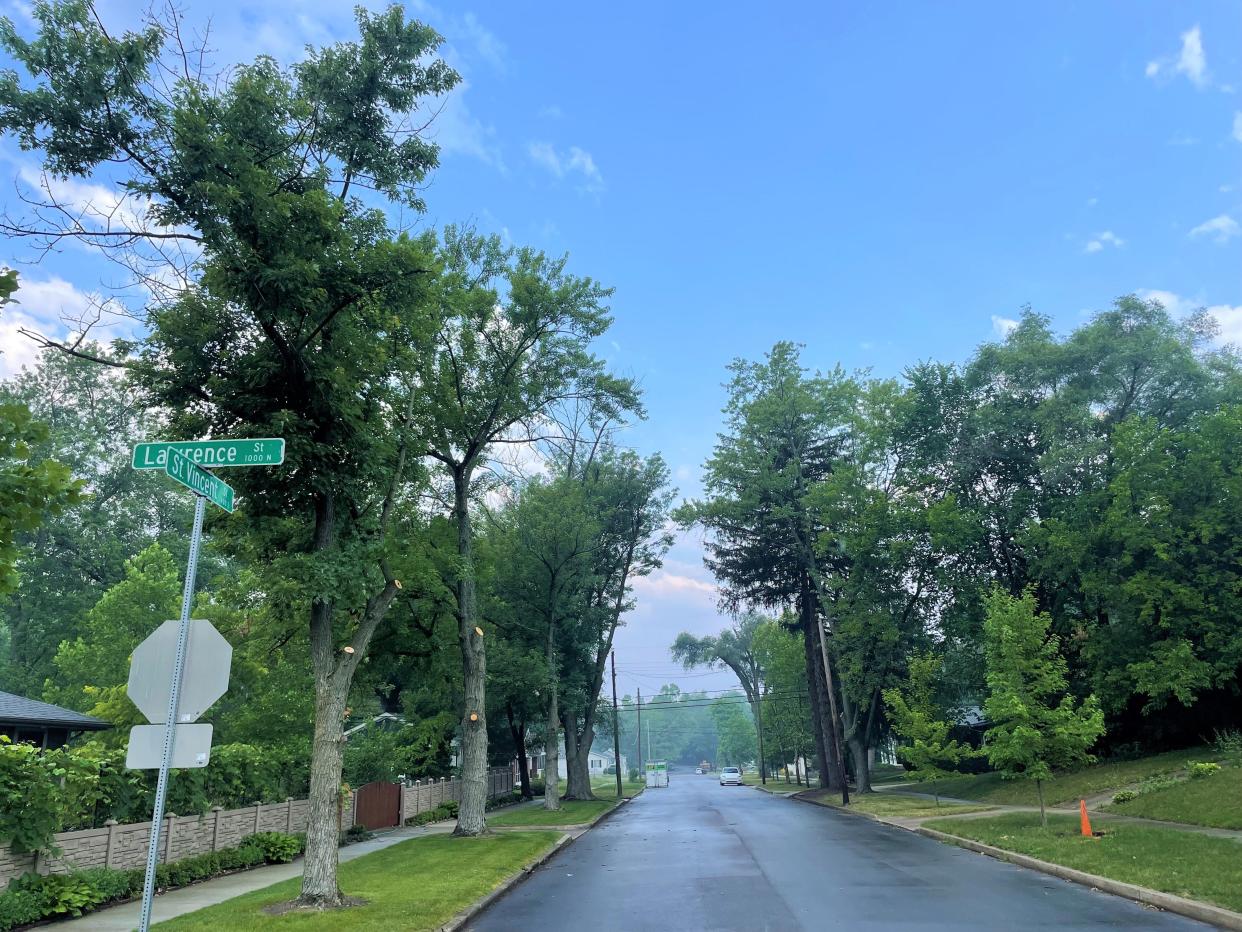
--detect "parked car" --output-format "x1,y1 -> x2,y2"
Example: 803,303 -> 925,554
719,767 -> 743,786
695,767 -> 704,774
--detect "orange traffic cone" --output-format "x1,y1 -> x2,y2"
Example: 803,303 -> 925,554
1080,799 -> 1093,837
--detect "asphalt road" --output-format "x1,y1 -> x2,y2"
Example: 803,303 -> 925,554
468,773 -> 1212,932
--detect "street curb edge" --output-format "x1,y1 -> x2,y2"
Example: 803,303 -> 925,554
915,826 -> 1242,931
439,797 -> 633,932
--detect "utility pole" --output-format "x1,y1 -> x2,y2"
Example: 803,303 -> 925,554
636,687 -> 643,780
817,616 -> 850,805
610,651 -> 623,800
754,684 -> 767,785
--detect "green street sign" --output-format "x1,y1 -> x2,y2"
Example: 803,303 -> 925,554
164,450 -> 235,513
132,438 -> 285,471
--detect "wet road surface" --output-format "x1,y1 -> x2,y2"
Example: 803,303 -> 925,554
467,772 -> 1210,932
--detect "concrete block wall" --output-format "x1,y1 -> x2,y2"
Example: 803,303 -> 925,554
1,769 -> 514,885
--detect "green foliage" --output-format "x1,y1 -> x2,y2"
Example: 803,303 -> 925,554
0,736 -> 65,854
982,589 -> 1105,822
711,695 -> 757,768
1214,729 -> 1242,766
405,801 -> 458,826
245,832 -> 305,864
883,652 -> 980,787
1112,790 -> 1137,804
1188,762 -> 1220,779
343,717 -> 454,786
0,374 -> 80,597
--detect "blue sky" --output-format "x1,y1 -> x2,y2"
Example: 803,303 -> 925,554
1,0 -> 1240,698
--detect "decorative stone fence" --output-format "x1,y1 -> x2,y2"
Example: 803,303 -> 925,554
0,767 -> 514,885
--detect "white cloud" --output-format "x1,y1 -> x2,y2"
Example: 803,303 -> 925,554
0,273 -> 126,377
1233,112 -> 1242,144
430,79 -> 504,169
457,11 -> 505,71
1146,25 -> 1208,88
1084,230 -> 1124,253
1208,304 -> 1242,345
1189,214 -> 1240,243
1086,197 -> 1098,207
631,571 -> 717,599
1137,289 -> 1196,317
538,105 -> 564,119
674,465 -> 693,482
526,141 -> 605,193
1168,133 -> 1198,146
1136,289 -> 1242,348
991,315 -> 1018,337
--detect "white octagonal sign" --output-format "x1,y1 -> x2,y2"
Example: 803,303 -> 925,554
127,620 -> 232,724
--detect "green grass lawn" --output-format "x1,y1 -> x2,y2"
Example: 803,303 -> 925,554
869,763 -> 910,785
801,790 -> 991,819
155,832 -> 560,931
918,747 -> 1211,807
923,812 -> 1242,914
487,798 -> 616,826
1106,765 -> 1242,829
590,777 -> 645,798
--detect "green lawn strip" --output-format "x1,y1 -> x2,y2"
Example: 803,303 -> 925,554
799,789 -> 989,819
1105,766 -> 1242,829
924,813 -> 1242,914
155,832 -> 560,931
919,747 -> 1212,807
590,778 -> 645,799
487,798 -> 616,827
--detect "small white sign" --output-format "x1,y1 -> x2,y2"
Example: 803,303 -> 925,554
126,724 -> 214,770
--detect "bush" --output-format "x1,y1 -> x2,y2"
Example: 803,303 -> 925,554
405,802 -> 458,826
1213,729 -> 1242,766
0,888 -> 43,931
248,831 -> 304,863
343,823 -> 372,843
1112,790 -> 1137,804
1189,761 -> 1221,779
528,778 -> 546,797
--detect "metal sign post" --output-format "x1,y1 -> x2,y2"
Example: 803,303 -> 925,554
137,493 -> 204,932
127,436 -> 281,932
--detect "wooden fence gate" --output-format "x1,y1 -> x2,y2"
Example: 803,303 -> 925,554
354,781 -> 401,830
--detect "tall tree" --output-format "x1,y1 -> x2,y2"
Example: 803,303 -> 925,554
0,2 -> 458,906
560,449 -> 674,800
409,228 -> 639,832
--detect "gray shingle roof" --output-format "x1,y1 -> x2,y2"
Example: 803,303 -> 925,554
0,690 -> 110,730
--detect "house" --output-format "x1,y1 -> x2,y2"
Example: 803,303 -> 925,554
0,690 -> 110,750
529,741 -> 627,780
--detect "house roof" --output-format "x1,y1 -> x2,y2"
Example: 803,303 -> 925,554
0,691 -> 110,731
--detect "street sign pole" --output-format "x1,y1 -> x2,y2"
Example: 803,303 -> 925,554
137,493 -> 205,932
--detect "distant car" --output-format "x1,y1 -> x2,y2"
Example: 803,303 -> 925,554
719,767 -> 743,786
695,767 -> 704,774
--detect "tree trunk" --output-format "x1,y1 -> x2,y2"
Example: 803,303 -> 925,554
452,471 -> 488,836
1037,778 -> 1047,828
563,715 -> 597,800
506,703 -> 533,800
805,608 -> 843,792
298,493 -> 345,907
838,687 -> 871,794
800,592 -> 831,790
813,613 -> 849,801
544,688 -> 561,811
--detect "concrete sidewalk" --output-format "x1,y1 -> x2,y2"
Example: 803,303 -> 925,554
868,786 -> 1242,842
64,822 -> 456,931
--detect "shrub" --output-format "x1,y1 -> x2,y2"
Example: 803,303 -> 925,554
6,872 -> 108,918
528,778 -> 546,797
343,823 -> 373,843
1213,729 -> 1242,766
405,802 -> 458,826
1111,790 -> 1137,804
0,887 -> 43,932
1189,761 -> 1221,779
248,831 -> 304,863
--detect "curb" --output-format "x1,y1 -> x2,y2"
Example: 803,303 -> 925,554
439,832 -> 574,932
915,826 -> 1242,931
439,797 -> 633,931
781,792 -> 1242,929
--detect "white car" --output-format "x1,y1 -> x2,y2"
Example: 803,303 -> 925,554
719,767 -> 743,786
695,767 -> 704,774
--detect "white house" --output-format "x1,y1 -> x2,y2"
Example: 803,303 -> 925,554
529,741 -> 627,780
